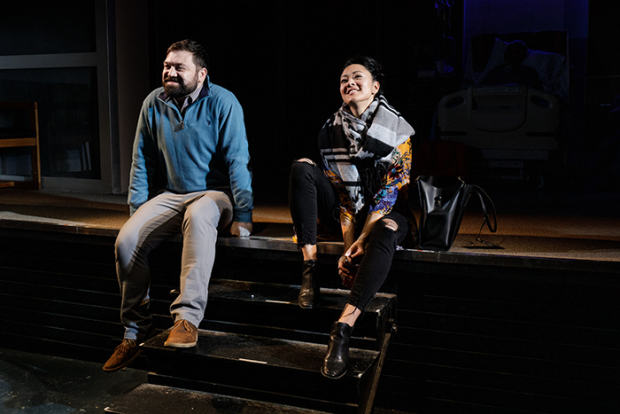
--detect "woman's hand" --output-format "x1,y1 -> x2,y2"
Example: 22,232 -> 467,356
347,239 -> 366,260
338,211 -> 384,287
338,255 -> 359,287
339,239 -> 365,287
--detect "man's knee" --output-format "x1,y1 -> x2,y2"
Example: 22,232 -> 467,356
185,192 -> 232,231
115,224 -> 137,254
114,231 -> 141,271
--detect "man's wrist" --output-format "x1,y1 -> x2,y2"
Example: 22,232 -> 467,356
233,210 -> 253,223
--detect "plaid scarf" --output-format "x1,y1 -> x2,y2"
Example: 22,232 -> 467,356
319,96 -> 415,213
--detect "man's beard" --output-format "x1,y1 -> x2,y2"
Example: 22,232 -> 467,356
163,74 -> 199,98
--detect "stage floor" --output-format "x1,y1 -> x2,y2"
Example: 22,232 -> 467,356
0,346 -> 409,414
0,188 -> 619,268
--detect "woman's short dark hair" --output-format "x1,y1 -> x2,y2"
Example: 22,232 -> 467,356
343,56 -> 385,95
167,39 -> 209,70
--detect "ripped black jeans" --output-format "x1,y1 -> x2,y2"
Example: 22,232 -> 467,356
289,159 -> 411,310
289,159 -> 341,245
348,211 -> 410,310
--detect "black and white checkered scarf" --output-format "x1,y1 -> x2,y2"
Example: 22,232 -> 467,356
319,96 -> 415,214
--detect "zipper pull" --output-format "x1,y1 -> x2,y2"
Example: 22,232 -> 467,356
180,120 -> 185,130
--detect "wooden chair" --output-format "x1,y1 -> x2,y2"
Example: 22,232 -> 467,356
0,101 -> 41,190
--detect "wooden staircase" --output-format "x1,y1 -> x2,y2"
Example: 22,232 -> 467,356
105,275 -> 397,413
3,215 -> 619,413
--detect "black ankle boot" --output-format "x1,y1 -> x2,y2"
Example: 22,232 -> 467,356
321,321 -> 353,379
298,260 -> 320,309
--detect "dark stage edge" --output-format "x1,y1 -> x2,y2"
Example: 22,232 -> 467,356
0,211 -> 618,275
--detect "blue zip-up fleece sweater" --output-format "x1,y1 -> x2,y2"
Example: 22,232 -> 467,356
128,77 -> 253,222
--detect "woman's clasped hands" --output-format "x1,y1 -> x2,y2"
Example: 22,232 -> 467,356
338,240 -> 364,288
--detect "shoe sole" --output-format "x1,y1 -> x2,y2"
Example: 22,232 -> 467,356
320,366 -> 347,380
164,341 -> 197,348
298,298 -> 321,310
102,349 -> 142,372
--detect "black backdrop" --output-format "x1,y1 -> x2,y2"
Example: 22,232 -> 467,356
146,1 -> 463,203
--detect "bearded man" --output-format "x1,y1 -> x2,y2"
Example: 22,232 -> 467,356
103,39 -> 253,372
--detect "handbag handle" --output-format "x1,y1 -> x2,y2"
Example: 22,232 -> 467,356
468,184 -> 503,249
470,184 -> 498,234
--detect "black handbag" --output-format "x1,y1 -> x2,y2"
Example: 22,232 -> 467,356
415,175 -> 498,251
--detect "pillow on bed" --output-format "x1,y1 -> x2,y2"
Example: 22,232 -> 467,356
478,39 -> 508,82
478,38 -> 568,102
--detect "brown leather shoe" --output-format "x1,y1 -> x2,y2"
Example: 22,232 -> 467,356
164,319 -> 198,348
103,339 -> 141,372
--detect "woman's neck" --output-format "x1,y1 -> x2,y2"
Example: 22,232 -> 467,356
347,101 -> 373,118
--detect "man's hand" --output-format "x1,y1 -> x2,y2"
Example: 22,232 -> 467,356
230,221 -> 253,237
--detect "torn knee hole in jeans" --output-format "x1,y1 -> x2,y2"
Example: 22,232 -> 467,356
382,218 -> 398,232
296,158 -> 316,165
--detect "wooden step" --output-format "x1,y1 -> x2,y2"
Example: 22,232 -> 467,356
140,329 -> 381,413
153,279 -> 397,349
104,383 -> 332,414
0,230 -> 397,413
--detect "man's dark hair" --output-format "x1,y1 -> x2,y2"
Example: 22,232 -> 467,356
343,55 -> 385,96
167,39 -> 209,70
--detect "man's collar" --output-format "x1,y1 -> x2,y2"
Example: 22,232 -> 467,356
185,83 -> 204,105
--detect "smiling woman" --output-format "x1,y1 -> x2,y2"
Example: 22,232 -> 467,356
287,56 -> 416,379
339,64 -> 379,117
339,57 -> 384,117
